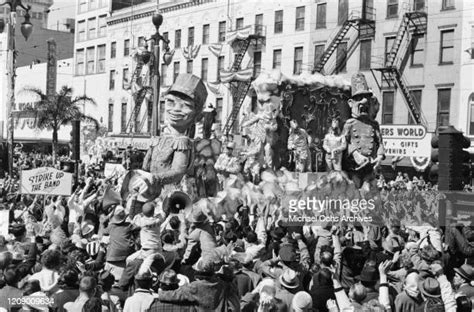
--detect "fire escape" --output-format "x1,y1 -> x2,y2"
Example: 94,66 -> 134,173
222,25 -> 266,136
313,8 -> 376,74
371,9 -> 428,125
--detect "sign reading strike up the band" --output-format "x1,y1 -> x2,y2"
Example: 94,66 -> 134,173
380,125 -> 432,157
20,167 -> 72,196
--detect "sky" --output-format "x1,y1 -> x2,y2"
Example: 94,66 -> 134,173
48,0 -> 76,30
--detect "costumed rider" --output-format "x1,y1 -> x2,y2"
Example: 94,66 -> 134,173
287,119 -> 311,173
123,73 -> 208,203
343,72 -> 385,190
323,111 -> 346,172
215,141 -> 241,188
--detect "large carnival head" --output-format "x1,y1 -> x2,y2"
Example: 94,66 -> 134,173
165,73 -> 208,130
348,73 -> 373,118
252,71 -> 282,119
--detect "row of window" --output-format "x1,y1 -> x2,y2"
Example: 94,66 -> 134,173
81,26 -> 453,78
78,0 -> 108,14
77,15 -> 107,42
381,88 -> 451,128
76,45 -> 106,75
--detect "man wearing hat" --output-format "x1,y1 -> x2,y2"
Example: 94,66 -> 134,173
454,263 -> 474,298
343,72 -> 385,189
202,104 -> 217,139
147,269 -> 195,311
215,141 -> 241,188
181,209 -> 217,265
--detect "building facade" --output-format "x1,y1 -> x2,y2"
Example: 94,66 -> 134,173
71,0 -> 474,144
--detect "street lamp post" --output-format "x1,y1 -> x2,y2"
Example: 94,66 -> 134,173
0,0 -> 33,176
150,13 -> 172,137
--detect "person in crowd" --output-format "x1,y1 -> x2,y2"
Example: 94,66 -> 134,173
63,276 -> 97,312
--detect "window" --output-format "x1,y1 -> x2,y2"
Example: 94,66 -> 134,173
338,0 -> 348,25
314,44 -> 325,68
98,15 -> 106,37
218,21 -> 226,42
201,58 -> 208,81
274,10 -> 283,33
76,49 -> 85,75
217,56 -> 225,80
253,52 -> 261,77
138,36 -> 146,47
161,64 -> 168,86
124,39 -> 130,56
440,29 -> 454,64
77,20 -> 85,42
109,70 -> 115,90
175,29 -> 181,48
187,60 -> 193,74
385,36 -> 396,65
236,18 -> 244,30
471,26 -> 474,60
294,47 -> 303,75
216,98 -> 223,124
87,17 -> 96,39
408,90 -> 422,124
173,62 -> 180,82
100,0 -> 108,8
97,45 -> 106,73
255,14 -> 263,35
414,0 -> 425,11
121,102 -> 127,133
382,91 -> 394,124
108,103 -> 114,132
89,0 -> 97,10
159,100 -> 165,126
387,0 -> 398,18
411,34 -> 424,66
202,24 -> 209,44
360,39 -> 372,70
110,42 -> 116,59
316,4 -> 326,29
134,103 -> 140,133
79,0 -> 87,13
147,101 -> 152,133
122,68 -> 129,89
273,49 -> 282,69
336,42 -> 347,73
295,6 -> 305,31
442,0 -> 455,10
86,47 -> 95,74
188,27 -> 194,46
469,94 -> 474,135
437,88 -> 451,127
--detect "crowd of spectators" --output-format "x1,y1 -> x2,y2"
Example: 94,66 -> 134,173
0,147 -> 472,312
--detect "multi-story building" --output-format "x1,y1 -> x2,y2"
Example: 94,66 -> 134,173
72,0 -> 474,147
72,0 -> 110,125
0,0 -> 53,29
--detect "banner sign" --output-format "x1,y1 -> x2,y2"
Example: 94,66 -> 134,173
20,167 -> 72,196
104,163 -> 127,178
103,136 -> 151,150
380,125 -> 432,157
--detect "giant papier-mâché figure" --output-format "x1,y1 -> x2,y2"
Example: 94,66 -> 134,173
343,73 -> 385,189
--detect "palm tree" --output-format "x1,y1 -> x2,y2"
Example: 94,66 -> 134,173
22,85 -> 99,163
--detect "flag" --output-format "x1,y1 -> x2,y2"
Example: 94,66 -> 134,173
208,43 -> 223,58
102,185 -> 122,208
182,44 -> 202,60
207,81 -> 222,96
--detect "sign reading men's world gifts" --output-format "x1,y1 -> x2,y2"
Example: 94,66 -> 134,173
20,167 -> 72,196
380,125 -> 432,158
